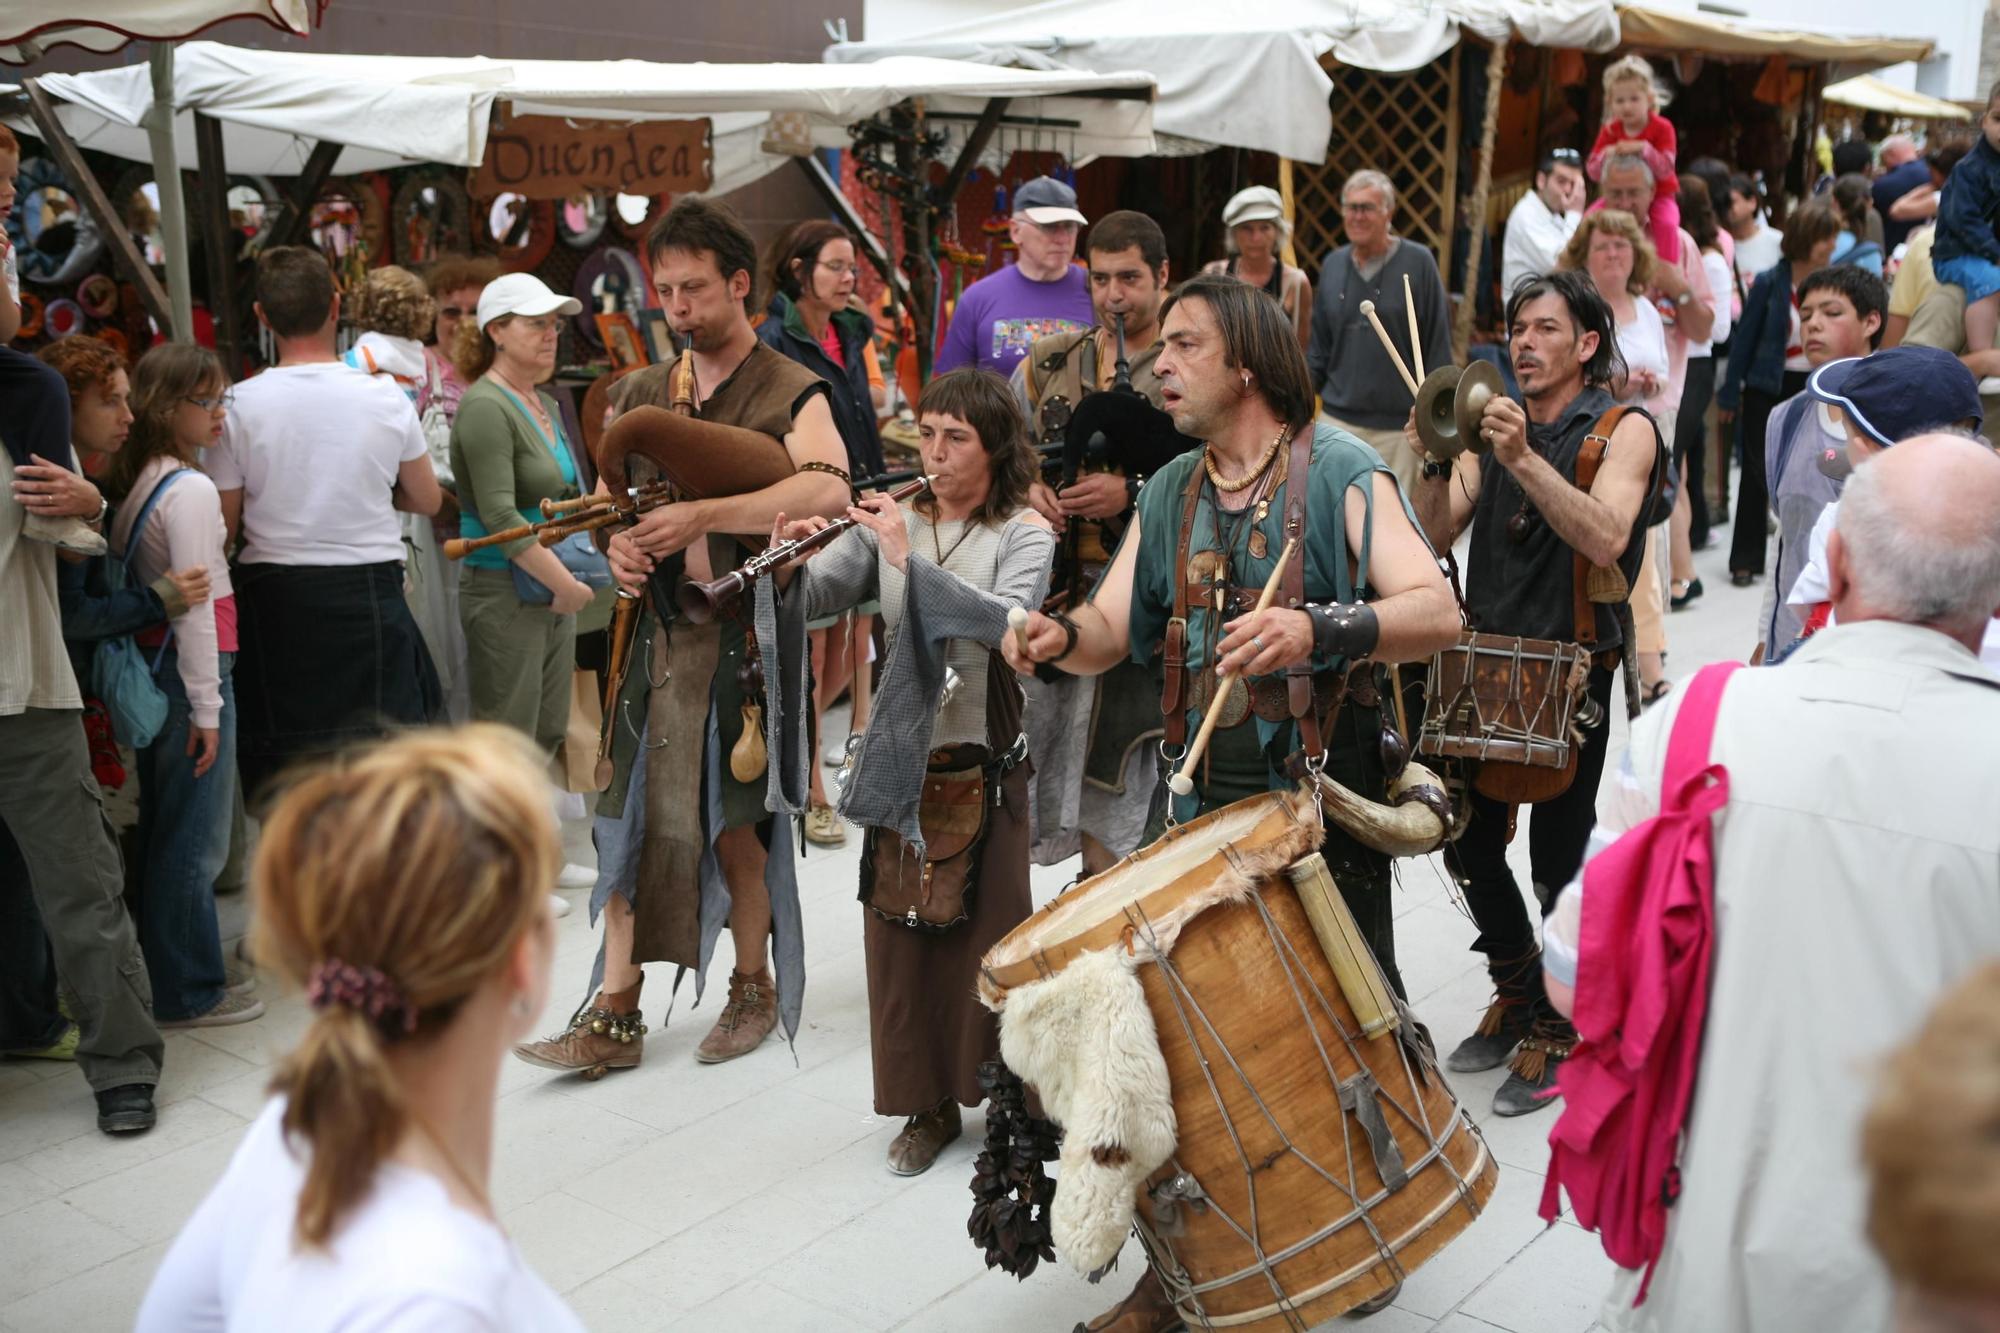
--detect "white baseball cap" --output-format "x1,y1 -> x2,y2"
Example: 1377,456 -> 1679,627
475,272 -> 582,330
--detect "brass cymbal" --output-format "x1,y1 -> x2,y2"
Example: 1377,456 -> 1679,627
1413,359 -> 1504,461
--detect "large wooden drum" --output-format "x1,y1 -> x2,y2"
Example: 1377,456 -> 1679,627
981,790 -> 1495,1329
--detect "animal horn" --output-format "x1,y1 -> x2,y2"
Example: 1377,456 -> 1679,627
1312,760 -> 1454,858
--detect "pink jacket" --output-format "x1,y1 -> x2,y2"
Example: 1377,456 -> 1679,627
1539,662 -> 1740,1304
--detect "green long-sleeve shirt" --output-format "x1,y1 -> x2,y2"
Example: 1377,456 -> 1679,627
448,377 -> 579,569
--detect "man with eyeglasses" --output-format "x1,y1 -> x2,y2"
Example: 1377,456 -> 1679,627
1306,168 -> 1453,498
1503,148 -> 1587,296
934,175 -> 1094,379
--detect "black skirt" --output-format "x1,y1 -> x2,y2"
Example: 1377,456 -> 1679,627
233,561 -> 442,801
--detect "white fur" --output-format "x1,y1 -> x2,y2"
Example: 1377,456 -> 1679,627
997,946 -> 1177,1274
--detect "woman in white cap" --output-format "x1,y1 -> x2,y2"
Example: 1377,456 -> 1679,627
449,274 -> 595,771
1202,185 -> 1313,347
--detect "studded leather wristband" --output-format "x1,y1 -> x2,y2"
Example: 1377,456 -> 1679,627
1304,600 -> 1379,661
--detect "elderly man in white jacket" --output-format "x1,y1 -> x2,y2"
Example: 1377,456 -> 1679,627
1543,433 -> 2000,1333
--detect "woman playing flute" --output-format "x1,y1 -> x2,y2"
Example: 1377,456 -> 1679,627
754,368 -> 1054,1175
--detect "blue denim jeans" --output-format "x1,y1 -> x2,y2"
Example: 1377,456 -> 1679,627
133,647 -> 236,1020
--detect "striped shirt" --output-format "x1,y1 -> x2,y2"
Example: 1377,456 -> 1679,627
1,456 -> 84,715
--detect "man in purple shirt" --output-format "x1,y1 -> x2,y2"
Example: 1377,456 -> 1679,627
934,175 -> 1094,378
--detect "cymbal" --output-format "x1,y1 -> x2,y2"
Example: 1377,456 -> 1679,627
1413,359 -> 1504,461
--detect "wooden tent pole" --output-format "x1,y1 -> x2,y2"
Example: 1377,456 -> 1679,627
1453,36 -> 1509,364
1278,156 -> 1299,269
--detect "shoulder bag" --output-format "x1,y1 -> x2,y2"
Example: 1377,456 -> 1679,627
91,469 -> 186,748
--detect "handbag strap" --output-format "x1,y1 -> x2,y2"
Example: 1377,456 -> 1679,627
121,467 -> 187,674
1661,661 -> 1742,793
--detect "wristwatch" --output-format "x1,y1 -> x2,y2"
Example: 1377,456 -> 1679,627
90,495 -> 109,527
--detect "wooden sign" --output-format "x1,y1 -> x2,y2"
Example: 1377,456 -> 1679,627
473,116 -> 712,200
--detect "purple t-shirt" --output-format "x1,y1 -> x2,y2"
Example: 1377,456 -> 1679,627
933,262 -> 1093,378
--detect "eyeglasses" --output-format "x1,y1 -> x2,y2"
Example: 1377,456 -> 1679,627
1340,200 -> 1385,216
438,306 -> 468,320
185,392 -> 234,412
817,259 -> 857,276
517,314 -> 563,333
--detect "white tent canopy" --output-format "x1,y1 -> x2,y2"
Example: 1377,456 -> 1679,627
0,0 -> 314,64
827,0 -> 1620,162
15,43 -> 1155,195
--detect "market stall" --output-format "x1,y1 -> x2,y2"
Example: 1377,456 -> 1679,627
5,43 -> 1155,379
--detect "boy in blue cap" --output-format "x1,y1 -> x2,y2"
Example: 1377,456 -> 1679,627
1771,345 -> 1988,662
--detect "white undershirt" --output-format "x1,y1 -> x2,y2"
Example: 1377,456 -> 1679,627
137,1099 -> 583,1333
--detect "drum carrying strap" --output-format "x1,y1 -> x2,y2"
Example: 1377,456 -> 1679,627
1161,426 -> 1323,767
1280,425 -> 1323,766
1573,405 -> 1653,721
1569,406 -> 1635,652
1161,458 -> 1207,754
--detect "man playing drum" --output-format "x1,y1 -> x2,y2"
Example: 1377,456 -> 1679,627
514,197 -> 851,1077
1013,210 -> 1185,874
1006,274 -> 1460,1333
1406,268 -> 1663,1118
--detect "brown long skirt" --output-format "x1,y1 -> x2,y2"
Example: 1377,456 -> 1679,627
862,759 -> 1033,1116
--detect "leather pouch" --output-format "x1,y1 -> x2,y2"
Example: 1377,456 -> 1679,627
861,763 -> 989,932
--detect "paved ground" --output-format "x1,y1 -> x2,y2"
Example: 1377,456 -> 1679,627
0,535 -> 1763,1333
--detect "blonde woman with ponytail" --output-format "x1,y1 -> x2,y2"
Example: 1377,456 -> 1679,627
136,726 -> 583,1333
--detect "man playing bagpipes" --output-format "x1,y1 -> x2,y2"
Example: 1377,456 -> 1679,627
513,197 -> 851,1077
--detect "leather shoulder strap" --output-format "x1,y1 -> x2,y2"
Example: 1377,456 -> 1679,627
1161,459 -> 1207,751
1281,425 -> 1323,761
1570,405 -> 1633,647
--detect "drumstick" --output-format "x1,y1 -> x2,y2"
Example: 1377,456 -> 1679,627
1402,274 -> 1426,381
1358,301 -> 1420,398
1167,536 -> 1299,798
1007,606 -> 1030,657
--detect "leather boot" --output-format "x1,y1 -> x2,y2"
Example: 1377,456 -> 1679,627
694,968 -> 778,1064
1445,946 -> 1540,1073
1073,1269 -> 1184,1333
886,1098 -> 961,1176
513,982 -> 645,1081
1492,1014 -> 1576,1117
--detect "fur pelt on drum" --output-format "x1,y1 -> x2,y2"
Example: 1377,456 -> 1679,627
995,947 -> 1177,1276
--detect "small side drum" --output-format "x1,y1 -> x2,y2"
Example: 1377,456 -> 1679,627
1416,632 -> 1592,804
981,791 -> 1495,1329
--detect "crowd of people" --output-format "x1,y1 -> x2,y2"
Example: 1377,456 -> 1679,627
4,70 -> 2000,1333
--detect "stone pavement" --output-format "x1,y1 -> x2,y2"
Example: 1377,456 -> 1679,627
0,538 -> 1764,1333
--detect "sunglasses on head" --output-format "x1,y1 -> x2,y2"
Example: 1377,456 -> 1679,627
1548,148 -> 1582,165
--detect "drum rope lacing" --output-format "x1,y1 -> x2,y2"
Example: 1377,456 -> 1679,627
1119,875 -> 1487,1326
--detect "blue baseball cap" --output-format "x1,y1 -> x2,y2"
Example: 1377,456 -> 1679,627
1806,346 -> 1983,448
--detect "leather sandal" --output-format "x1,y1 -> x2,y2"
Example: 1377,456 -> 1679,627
886,1098 -> 962,1176
513,982 -> 645,1081
1074,1269 -> 1184,1333
804,803 -> 846,848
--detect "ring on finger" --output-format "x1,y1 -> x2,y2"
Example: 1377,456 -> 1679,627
1251,635 -> 1265,651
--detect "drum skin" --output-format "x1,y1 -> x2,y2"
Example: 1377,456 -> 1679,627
983,791 -> 1496,1328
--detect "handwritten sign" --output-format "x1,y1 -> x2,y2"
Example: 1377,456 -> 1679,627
473,116 -> 712,200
